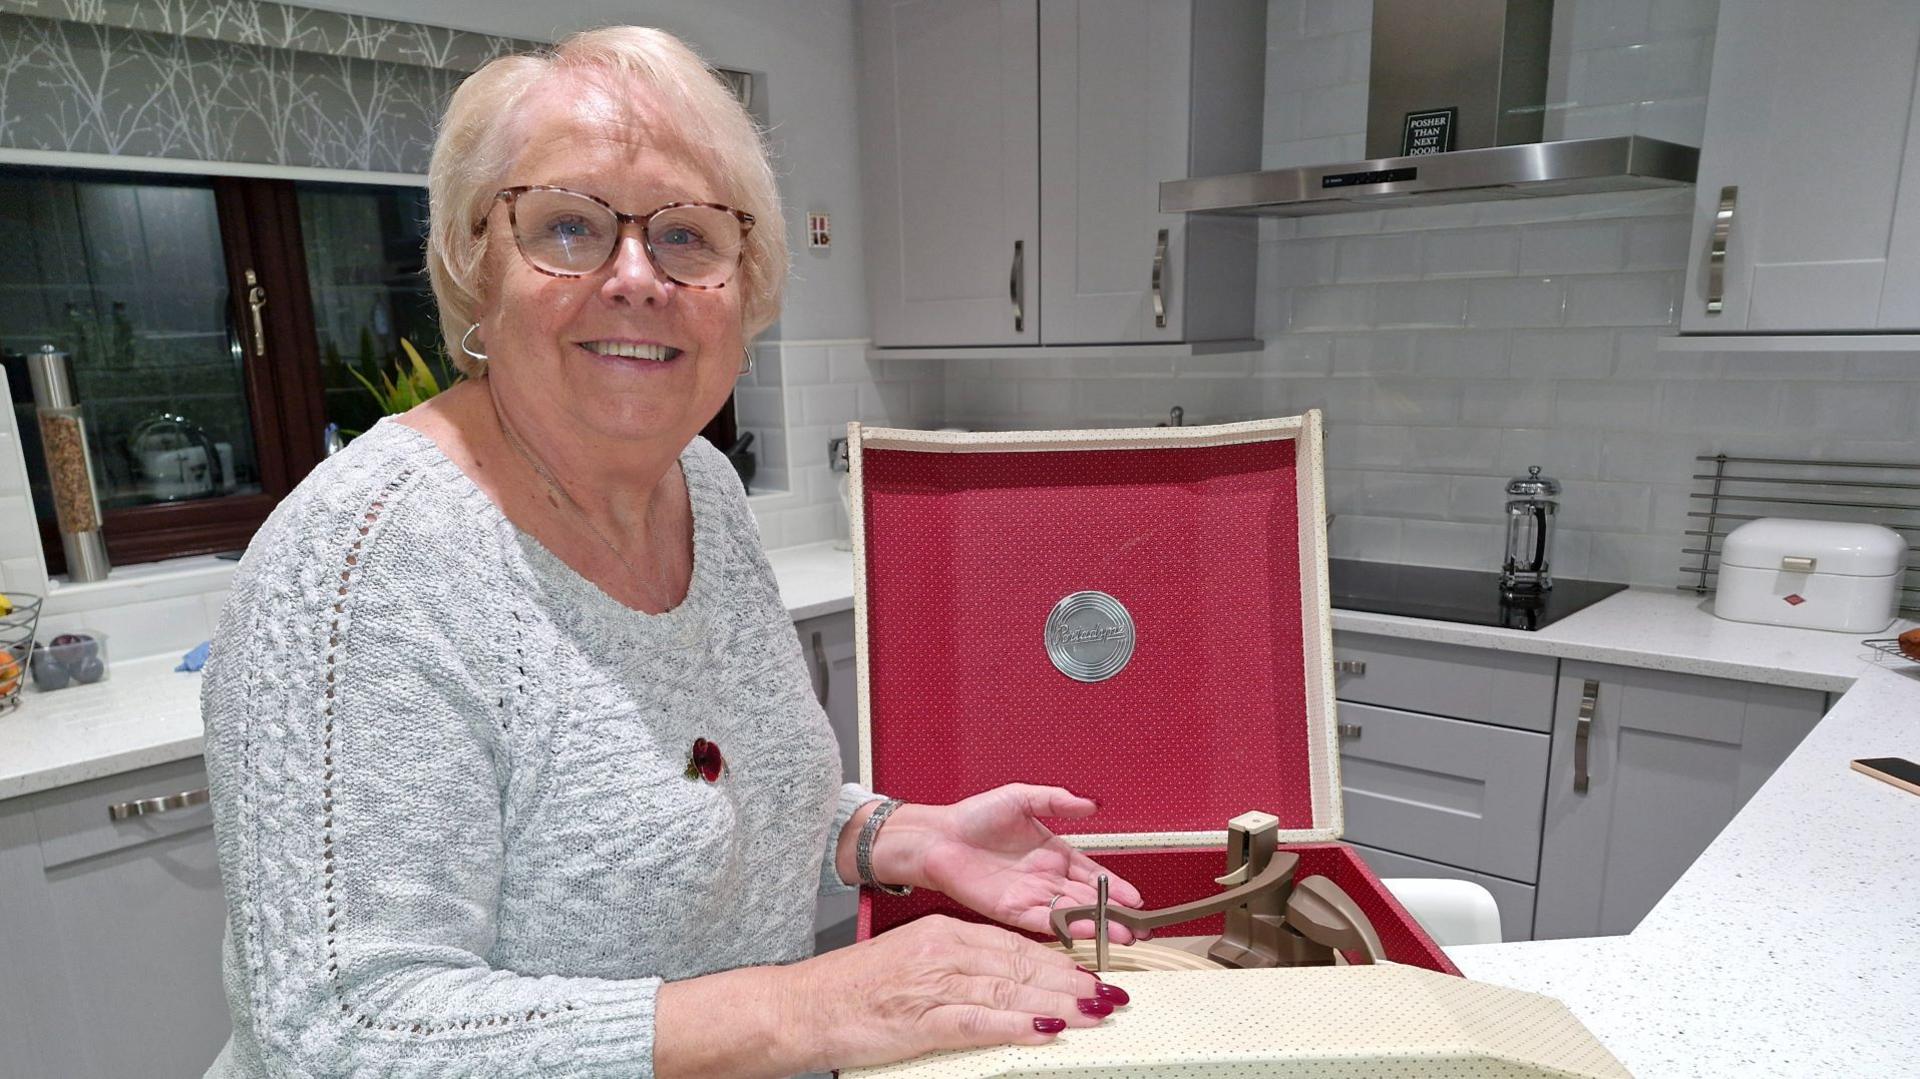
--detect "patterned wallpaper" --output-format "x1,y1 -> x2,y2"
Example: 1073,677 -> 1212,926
0,0 -> 540,172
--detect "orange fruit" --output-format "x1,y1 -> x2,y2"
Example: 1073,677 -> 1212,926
0,652 -> 20,697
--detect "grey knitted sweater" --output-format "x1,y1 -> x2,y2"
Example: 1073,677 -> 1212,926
201,418 -> 873,1077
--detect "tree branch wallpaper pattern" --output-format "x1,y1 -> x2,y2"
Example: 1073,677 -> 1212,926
0,0 -> 543,172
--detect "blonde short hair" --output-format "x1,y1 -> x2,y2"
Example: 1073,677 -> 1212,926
427,27 -> 787,376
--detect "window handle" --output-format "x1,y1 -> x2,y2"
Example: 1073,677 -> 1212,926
245,268 -> 267,357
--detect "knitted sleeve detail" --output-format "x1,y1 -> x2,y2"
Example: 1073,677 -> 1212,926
202,459 -> 664,1076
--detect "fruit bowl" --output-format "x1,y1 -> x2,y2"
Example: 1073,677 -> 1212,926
30,629 -> 108,693
0,592 -> 43,713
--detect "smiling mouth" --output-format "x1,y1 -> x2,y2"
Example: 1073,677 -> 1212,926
580,340 -> 683,362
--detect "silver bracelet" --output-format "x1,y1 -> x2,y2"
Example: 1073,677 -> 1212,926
855,798 -> 913,896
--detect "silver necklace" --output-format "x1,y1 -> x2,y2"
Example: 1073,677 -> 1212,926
488,379 -> 678,613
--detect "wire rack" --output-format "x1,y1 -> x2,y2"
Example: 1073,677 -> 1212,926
1680,454 -> 1920,615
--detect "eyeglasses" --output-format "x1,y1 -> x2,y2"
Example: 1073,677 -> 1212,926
484,185 -> 755,288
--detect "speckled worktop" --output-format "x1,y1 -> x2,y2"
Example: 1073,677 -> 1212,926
4,546 -> 1917,1075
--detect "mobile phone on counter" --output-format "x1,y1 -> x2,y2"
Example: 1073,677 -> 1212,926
1850,757 -> 1920,798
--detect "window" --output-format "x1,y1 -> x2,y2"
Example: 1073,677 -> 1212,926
2,165 -> 737,575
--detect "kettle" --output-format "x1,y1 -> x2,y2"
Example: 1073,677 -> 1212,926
1502,465 -> 1559,593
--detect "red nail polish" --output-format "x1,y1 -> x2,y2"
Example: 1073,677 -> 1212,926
1076,964 -> 1104,980
1077,997 -> 1114,1018
1094,982 -> 1130,1006
1033,1016 -> 1067,1034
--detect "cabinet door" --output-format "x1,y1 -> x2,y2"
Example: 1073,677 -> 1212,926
1037,0 -> 1190,343
1345,841 -> 1536,943
798,610 -> 862,945
0,757 -> 229,1078
1682,0 -> 1920,332
1534,663 -> 1825,939
1336,702 -> 1550,883
861,0 -> 1040,346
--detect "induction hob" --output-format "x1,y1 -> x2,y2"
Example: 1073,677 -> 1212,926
1328,559 -> 1627,631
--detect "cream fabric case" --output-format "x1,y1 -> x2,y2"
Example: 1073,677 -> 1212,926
843,965 -> 1629,1079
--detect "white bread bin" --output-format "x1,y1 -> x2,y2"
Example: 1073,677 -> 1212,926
1714,518 -> 1905,632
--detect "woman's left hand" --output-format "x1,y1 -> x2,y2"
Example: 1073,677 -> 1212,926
878,785 -> 1146,943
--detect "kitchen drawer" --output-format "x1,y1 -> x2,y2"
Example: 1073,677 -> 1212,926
1345,840 -> 1536,943
1331,632 -> 1558,732
31,755 -> 213,870
1337,702 -> 1551,883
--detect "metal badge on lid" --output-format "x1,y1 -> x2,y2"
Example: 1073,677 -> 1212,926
1044,590 -> 1135,682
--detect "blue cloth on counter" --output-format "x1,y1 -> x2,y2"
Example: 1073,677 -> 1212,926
177,639 -> 212,672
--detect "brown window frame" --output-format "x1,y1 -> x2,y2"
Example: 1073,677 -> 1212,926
30,171 -> 736,576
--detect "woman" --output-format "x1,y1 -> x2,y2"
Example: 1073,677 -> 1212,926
201,26 -> 1142,1078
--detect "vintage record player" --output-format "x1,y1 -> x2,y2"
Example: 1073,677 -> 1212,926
841,415 -> 1627,1077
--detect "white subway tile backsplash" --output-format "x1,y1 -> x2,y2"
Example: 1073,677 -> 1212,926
1510,328 -> 1615,378
1416,331 -> 1510,377
1291,285 -> 1375,330
1332,332 -> 1416,374
1421,228 -> 1520,278
1623,217 -> 1692,271
1460,380 -> 1555,427
1262,334 -> 1335,376
800,383 -> 860,426
1657,380 -> 1781,431
1360,471 -> 1456,518
2,555 -> 47,598
1564,272 -> 1680,326
1401,518 -> 1502,567
1650,0 -> 1718,36
1018,379 -> 1074,417
1361,380 -> 1462,426
1518,221 -> 1627,276
1329,513 -> 1404,562
1553,380 -> 1661,429
0,431 -> 24,497
1372,280 -> 1470,328
1776,383 -> 1916,436
782,344 -> 830,386
1467,276 -> 1567,328
1262,236 -> 1339,289
1336,232 -> 1424,283
1557,481 -> 1655,533
1497,428 -> 1603,482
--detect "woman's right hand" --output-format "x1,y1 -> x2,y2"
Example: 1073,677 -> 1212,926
783,914 -> 1127,1073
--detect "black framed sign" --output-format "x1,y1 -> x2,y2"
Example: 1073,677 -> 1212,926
1402,108 -> 1457,156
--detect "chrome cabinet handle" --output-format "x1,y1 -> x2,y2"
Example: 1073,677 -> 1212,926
1705,186 -> 1736,315
1009,240 -> 1025,333
245,268 -> 267,356
1151,228 -> 1168,328
1574,678 -> 1598,793
1781,555 -> 1816,572
1334,660 -> 1367,675
108,786 -> 210,821
1337,722 -> 1363,740
810,630 -> 828,706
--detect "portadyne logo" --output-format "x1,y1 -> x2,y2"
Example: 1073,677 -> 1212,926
1045,591 -> 1135,683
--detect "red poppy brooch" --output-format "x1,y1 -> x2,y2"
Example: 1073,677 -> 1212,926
684,737 -> 728,783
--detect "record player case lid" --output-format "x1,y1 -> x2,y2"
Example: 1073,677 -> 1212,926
848,415 -> 1342,849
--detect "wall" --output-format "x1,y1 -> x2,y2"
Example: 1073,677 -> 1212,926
941,0 -> 1920,590
293,0 -> 869,342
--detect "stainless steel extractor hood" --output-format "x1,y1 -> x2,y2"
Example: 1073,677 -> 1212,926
1162,0 -> 1698,217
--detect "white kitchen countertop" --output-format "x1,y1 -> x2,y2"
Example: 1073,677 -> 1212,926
4,543 -> 1917,1076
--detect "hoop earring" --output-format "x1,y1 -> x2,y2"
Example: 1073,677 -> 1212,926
460,323 -> 490,362
738,347 -> 755,377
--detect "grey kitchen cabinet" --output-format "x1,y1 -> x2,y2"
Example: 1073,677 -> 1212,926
1345,841 -> 1535,944
1331,632 -> 1559,734
1533,661 -> 1826,940
859,0 -> 1039,347
0,755 -> 229,1078
1682,0 -> 1920,332
1336,701 -> 1550,884
798,608 -> 862,948
859,0 -> 1264,349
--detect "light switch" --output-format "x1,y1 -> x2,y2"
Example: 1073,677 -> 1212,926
807,211 -> 830,250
